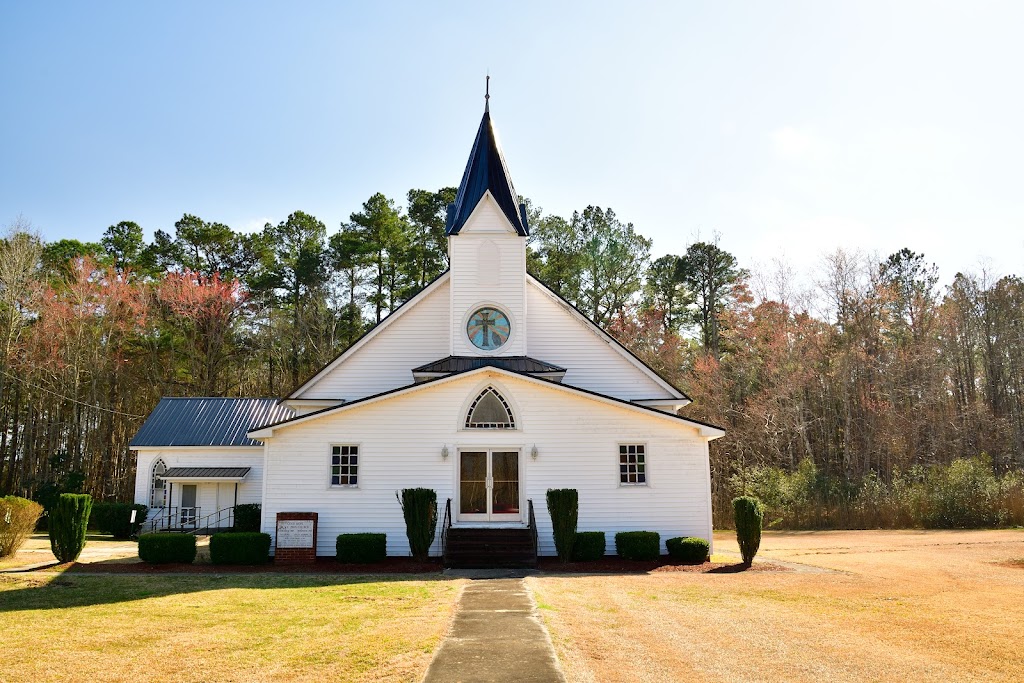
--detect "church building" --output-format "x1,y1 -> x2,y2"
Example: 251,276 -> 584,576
130,94 -> 725,565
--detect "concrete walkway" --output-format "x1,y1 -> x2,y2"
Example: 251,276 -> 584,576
423,578 -> 565,683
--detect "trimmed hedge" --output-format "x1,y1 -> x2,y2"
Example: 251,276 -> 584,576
571,531 -> 606,561
210,532 -> 271,565
49,493 -> 92,563
233,503 -> 261,532
734,496 -> 764,565
666,536 -> 710,563
0,496 -> 44,558
546,488 -> 579,563
90,502 -> 148,539
336,533 -> 387,563
138,532 -> 197,564
614,531 -> 661,561
397,488 -> 437,562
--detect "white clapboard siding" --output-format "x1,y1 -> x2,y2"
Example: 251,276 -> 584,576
296,278 -> 451,400
449,195 -> 528,357
525,279 -> 675,400
259,371 -> 713,557
133,447 -> 265,513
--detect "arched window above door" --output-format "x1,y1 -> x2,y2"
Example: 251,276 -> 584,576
150,459 -> 167,508
465,387 -> 515,429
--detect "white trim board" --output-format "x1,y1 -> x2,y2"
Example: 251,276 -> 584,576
249,366 -> 724,440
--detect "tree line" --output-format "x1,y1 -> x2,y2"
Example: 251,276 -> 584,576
1,194 -> 1022,528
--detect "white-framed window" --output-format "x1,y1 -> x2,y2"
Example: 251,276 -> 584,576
618,444 -> 647,485
150,459 -> 167,507
330,445 -> 359,487
465,387 -> 515,429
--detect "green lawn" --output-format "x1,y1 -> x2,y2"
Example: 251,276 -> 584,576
0,572 -> 463,683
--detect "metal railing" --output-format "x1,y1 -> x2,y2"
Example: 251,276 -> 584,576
527,499 -> 538,560
441,498 -> 452,562
143,506 -> 236,534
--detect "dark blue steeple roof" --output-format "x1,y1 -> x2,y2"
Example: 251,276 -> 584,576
445,108 -> 529,236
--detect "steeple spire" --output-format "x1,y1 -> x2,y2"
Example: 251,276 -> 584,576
445,83 -> 529,237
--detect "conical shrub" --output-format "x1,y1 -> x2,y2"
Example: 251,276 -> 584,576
397,488 -> 437,561
546,489 -> 578,562
49,493 -> 92,563
733,496 -> 763,566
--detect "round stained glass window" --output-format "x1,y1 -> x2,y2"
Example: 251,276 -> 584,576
467,307 -> 511,350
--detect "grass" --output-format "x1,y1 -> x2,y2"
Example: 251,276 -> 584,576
529,528 -> 1024,683
0,572 -> 463,682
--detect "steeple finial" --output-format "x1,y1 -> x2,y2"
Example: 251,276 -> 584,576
485,73 -> 490,112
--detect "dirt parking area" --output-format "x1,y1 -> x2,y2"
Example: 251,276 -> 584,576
529,529 -> 1024,682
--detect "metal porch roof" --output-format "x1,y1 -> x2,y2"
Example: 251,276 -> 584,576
412,355 -> 566,375
161,467 -> 251,480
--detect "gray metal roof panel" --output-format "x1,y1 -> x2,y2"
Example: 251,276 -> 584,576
130,398 -> 294,447
412,356 -> 566,374
162,467 -> 251,479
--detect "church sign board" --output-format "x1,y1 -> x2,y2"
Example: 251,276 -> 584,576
275,511 -> 317,564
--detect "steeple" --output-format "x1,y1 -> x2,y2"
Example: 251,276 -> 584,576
445,83 -> 529,237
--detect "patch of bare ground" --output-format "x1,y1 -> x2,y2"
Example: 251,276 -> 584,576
529,529 -> 1024,683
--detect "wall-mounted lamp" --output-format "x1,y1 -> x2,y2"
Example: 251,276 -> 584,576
441,445 -> 450,460
531,444 -> 539,460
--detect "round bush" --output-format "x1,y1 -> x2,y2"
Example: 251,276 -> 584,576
210,532 -> 271,565
666,536 -> 710,563
614,531 -> 661,561
336,533 -> 387,563
0,496 -> 44,558
571,531 -> 606,561
138,532 -> 197,564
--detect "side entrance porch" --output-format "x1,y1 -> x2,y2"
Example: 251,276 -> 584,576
146,467 -> 251,533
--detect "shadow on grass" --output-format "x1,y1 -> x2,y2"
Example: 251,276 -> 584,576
0,570 -> 458,614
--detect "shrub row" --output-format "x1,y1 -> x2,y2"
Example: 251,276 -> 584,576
666,536 -> 709,563
210,532 -> 271,565
0,496 -> 44,558
336,533 -> 387,563
615,531 -> 661,561
90,502 -> 149,539
233,503 -> 261,532
138,533 -> 197,563
571,531 -> 605,561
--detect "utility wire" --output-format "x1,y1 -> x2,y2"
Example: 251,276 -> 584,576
0,368 -> 146,419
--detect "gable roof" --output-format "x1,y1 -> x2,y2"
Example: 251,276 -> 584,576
250,366 -> 724,440
130,397 -> 294,448
446,108 -> 528,236
526,274 -> 692,402
285,269 -> 450,400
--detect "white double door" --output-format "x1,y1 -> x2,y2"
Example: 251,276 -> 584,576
457,449 -> 521,522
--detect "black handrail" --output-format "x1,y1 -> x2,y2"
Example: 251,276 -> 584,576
143,505 -> 237,534
441,498 -> 452,562
527,499 -> 538,563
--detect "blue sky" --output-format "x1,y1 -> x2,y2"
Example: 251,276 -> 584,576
2,1 -> 1022,287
